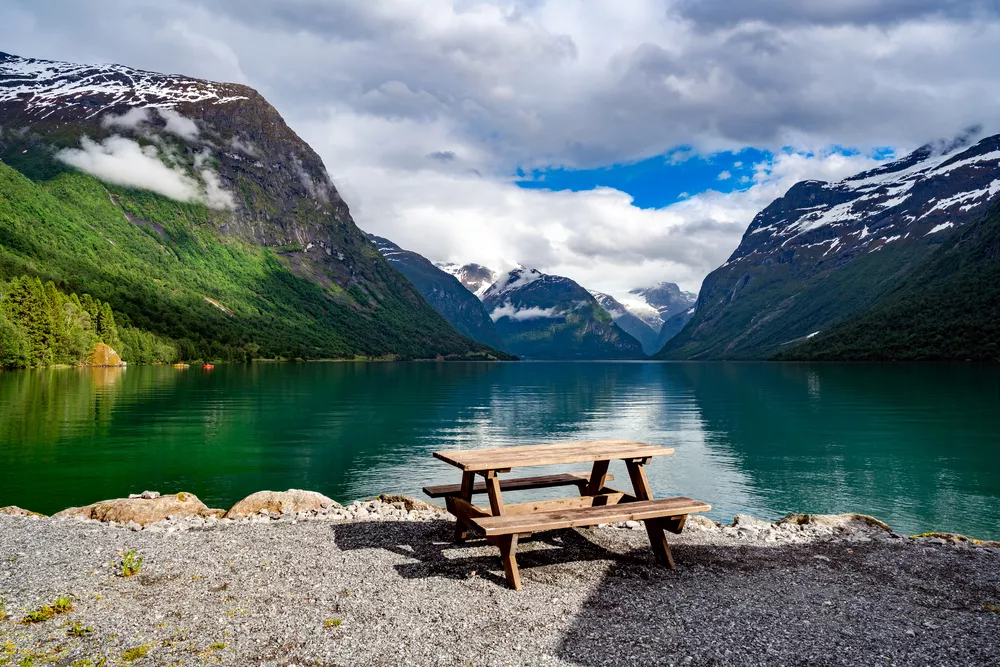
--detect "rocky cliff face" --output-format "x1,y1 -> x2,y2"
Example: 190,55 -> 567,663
0,52 -> 492,359
658,130 -> 1000,359
367,234 -> 505,350
436,262 -> 496,298
482,268 -> 644,359
623,283 -> 697,333
589,291 -> 660,355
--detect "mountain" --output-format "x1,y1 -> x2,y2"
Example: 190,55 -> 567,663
588,291 -> 660,355
366,234 -> 505,350
623,283 -> 697,332
778,198 -> 1000,361
657,130 -> 1000,360
436,262 -> 496,298
0,52 -> 499,362
653,306 -> 697,353
481,268 -> 645,359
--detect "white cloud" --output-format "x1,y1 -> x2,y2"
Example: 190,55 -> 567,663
717,170 -> 732,180
489,302 -> 562,322
56,136 -> 235,210
101,107 -> 152,131
157,108 -> 200,141
5,0 -> 1000,296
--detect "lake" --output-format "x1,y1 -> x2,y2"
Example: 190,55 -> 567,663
1,361 -> 997,539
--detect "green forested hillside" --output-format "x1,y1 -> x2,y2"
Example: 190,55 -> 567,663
779,201 -> 1000,361
0,161 -> 498,363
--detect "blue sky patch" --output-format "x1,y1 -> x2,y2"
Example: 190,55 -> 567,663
515,146 -> 897,210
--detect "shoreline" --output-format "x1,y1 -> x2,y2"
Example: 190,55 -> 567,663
1,494 -> 998,666
3,488 -> 998,546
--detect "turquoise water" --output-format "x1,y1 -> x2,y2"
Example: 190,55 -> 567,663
0,362 -> 997,539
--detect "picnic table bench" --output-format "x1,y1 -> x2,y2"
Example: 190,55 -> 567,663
423,439 -> 710,590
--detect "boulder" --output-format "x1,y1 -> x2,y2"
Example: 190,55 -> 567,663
776,513 -> 892,533
0,506 -> 45,517
225,489 -> 340,519
85,342 -> 125,367
685,515 -> 721,530
53,492 -> 221,525
372,493 -> 442,512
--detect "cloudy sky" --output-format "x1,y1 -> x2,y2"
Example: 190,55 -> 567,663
4,0 -> 1000,296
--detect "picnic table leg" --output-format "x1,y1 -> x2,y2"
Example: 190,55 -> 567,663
497,534 -> 522,590
453,471 -> 475,543
626,460 -> 676,569
582,460 -> 610,496
483,470 -> 522,589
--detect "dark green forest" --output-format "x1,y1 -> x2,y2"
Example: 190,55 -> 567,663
0,159 -> 503,367
0,274 -> 177,368
778,200 -> 1000,361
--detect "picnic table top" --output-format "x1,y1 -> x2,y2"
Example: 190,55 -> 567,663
432,439 -> 674,471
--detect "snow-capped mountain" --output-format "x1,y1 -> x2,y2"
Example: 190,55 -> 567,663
436,262 -> 496,298
588,291 -> 660,355
622,283 -> 698,332
481,268 -> 644,359
0,52 -> 250,118
367,235 -> 504,349
659,129 -> 1000,359
0,52 -> 496,361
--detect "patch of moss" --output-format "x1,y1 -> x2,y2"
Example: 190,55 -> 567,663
22,596 -> 72,624
120,644 -> 151,662
323,618 -> 342,629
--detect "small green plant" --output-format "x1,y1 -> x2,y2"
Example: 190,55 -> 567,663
121,644 -> 151,661
18,656 -> 37,667
71,659 -> 107,667
323,618 -> 342,629
983,603 -> 1000,613
119,550 -> 144,578
209,642 -> 226,650
68,621 -> 94,637
0,593 -> 8,621
22,596 -> 73,623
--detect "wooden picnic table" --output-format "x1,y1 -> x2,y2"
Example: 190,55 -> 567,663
423,438 -> 710,590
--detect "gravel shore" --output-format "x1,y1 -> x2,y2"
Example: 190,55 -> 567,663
1,501 -> 999,666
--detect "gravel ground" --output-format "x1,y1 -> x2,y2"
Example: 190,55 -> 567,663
1,504 -> 999,667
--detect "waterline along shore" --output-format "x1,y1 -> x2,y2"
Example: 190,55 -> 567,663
1,491 -> 999,666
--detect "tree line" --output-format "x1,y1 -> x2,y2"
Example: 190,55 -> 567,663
0,275 -> 178,368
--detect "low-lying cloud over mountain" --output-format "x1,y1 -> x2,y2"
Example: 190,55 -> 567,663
4,0 -> 999,296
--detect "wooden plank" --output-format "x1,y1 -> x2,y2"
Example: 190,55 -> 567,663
472,497 -> 711,537
583,460 -> 610,496
484,471 -> 505,516
423,472 -> 615,498
447,496 -> 491,523
501,492 -> 625,516
433,439 -> 674,471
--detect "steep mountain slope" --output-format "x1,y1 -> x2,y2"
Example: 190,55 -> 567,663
778,199 -> 1000,361
481,268 -> 644,359
0,52 -> 495,361
366,234 -> 505,350
657,131 -> 1000,360
436,262 -> 496,297
652,306 -> 696,353
622,283 -> 697,332
589,291 -> 660,354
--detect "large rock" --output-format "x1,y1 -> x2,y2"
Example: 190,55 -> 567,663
53,492 -> 221,525
225,489 -> 340,518
85,342 -> 125,367
776,513 -> 892,533
0,506 -> 45,517
372,493 -> 442,512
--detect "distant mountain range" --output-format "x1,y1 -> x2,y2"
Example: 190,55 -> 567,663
436,263 -> 496,298
658,130 -> 1000,361
365,235 -> 504,349
0,52 -> 502,363
481,268 -> 645,359
588,291 -> 660,355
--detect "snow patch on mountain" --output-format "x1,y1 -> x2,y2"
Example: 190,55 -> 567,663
0,52 -> 249,119
482,268 -> 545,301
436,262 -> 496,298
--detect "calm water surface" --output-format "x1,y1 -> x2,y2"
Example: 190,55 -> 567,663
1,362 -> 997,538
